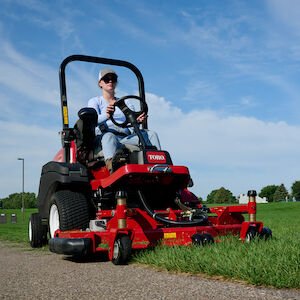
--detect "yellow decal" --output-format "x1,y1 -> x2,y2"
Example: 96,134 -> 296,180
63,106 -> 69,125
164,232 -> 177,239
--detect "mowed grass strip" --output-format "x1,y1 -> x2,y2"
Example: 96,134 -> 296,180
133,202 -> 300,288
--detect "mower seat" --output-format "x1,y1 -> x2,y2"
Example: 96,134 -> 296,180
74,107 -> 141,168
74,107 -> 100,166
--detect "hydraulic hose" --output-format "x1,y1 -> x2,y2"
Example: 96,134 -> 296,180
137,190 -> 208,226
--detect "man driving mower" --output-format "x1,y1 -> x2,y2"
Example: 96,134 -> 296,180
87,69 -> 161,173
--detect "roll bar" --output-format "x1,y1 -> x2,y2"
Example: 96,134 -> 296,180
58,54 -> 147,162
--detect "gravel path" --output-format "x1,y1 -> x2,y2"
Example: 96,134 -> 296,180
0,242 -> 299,300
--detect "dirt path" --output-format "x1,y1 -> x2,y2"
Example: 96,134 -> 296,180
0,242 -> 299,300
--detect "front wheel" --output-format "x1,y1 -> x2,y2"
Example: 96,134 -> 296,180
112,235 -> 132,265
259,227 -> 272,240
245,228 -> 258,242
192,233 -> 214,246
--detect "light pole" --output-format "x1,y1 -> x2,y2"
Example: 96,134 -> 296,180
17,158 -> 25,221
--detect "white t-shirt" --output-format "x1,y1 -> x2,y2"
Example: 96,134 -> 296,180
87,96 -> 131,135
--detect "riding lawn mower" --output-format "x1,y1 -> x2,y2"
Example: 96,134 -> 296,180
28,55 -> 272,265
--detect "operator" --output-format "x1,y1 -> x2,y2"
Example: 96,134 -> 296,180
88,68 -> 161,173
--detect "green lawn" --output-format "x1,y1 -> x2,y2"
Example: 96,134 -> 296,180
0,209 -> 37,243
0,203 -> 299,288
133,202 -> 300,289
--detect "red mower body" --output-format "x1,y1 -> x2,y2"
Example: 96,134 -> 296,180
49,141 -> 263,261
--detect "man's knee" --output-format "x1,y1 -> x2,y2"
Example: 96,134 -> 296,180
101,132 -> 117,144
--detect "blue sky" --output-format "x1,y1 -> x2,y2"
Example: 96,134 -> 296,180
1,0 -> 300,199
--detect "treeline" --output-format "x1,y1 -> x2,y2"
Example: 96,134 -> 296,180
258,181 -> 300,202
0,193 -> 37,209
1,181 -> 300,208
205,180 -> 300,203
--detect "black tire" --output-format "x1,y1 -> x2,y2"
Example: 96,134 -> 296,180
245,228 -> 258,242
29,213 -> 45,248
48,190 -> 90,238
201,233 -> 214,245
259,227 -> 272,240
112,235 -> 132,265
192,233 -> 214,246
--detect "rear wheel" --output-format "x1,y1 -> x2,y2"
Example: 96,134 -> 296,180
49,203 -> 60,238
112,235 -> 132,265
29,213 -> 46,247
48,190 -> 90,238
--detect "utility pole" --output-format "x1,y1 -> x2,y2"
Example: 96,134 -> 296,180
17,158 -> 25,221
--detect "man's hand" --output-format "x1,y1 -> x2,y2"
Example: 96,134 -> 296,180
106,102 -> 116,119
136,112 -> 148,123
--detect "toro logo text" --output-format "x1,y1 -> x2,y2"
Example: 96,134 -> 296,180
146,152 -> 167,164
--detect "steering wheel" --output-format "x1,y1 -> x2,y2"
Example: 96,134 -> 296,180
110,95 -> 148,128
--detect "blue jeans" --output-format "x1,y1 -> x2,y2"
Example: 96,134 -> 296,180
94,130 -> 161,160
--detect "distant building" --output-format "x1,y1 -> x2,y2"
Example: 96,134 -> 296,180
238,194 -> 268,204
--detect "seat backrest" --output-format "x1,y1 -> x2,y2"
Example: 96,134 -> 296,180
73,107 -> 98,164
78,107 -> 98,124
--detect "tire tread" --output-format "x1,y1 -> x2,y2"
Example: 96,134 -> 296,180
52,190 -> 90,231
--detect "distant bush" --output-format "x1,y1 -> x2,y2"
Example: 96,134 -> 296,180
273,184 -> 289,202
206,187 -> 237,204
0,192 -> 37,209
291,181 -> 300,201
259,185 -> 278,202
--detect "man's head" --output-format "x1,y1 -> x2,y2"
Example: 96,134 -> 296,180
98,69 -> 118,84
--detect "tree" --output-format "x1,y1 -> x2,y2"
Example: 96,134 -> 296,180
0,193 -> 37,209
273,184 -> 289,202
259,185 -> 278,202
206,187 -> 236,203
291,181 -> 300,201
206,189 -> 218,203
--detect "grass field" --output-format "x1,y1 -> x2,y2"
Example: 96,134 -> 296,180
133,202 -> 300,289
0,209 -> 37,244
0,203 -> 299,288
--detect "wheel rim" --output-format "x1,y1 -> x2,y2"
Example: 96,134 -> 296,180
245,233 -> 252,242
113,239 -> 120,260
246,230 -> 256,242
49,204 -> 60,238
28,220 -> 32,242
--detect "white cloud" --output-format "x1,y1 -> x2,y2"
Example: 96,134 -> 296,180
146,93 -> 300,197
